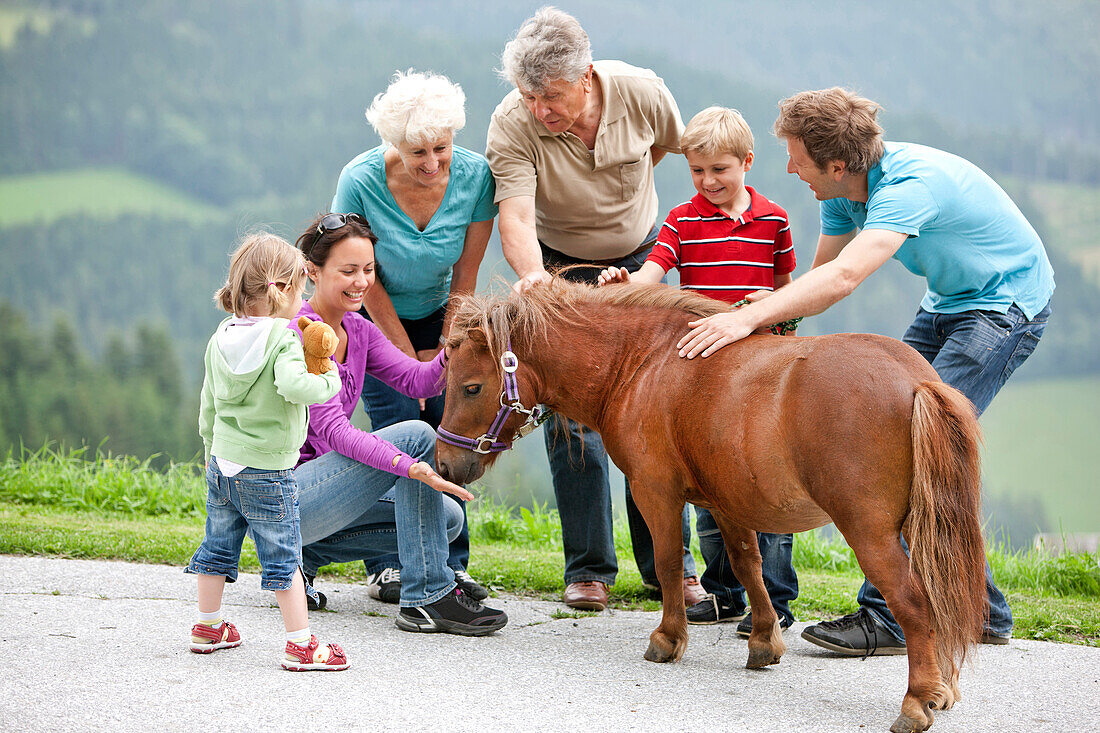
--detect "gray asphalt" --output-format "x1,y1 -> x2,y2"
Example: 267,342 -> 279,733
2,555 -> 1097,732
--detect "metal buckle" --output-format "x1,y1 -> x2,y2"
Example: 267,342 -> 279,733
473,436 -> 496,454
500,350 -> 519,373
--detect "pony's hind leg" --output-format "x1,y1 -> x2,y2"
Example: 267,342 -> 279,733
844,532 -> 951,733
628,482 -> 689,664
708,511 -> 785,669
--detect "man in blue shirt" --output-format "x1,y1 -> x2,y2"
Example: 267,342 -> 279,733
677,87 -> 1053,655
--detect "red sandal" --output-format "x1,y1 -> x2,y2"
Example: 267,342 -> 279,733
189,621 -> 242,654
281,635 -> 349,672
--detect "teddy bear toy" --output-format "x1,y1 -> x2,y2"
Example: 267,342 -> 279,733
297,316 -> 338,375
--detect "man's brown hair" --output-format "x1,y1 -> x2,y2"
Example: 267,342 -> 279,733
773,88 -> 884,174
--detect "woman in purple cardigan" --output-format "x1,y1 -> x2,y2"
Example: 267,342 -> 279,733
290,212 -> 506,636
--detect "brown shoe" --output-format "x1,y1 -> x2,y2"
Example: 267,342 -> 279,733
682,576 -> 707,607
563,581 -> 609,611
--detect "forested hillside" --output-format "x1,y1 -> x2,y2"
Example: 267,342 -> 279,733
1,0 -> 1098,464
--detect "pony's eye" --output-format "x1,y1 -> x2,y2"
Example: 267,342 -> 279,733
464,384 -> 482,396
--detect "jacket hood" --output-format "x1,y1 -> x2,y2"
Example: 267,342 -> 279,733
210,317 -> 284,402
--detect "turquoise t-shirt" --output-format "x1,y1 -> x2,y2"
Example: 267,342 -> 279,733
820,142 -> 1054,318
331,144 -> 498,319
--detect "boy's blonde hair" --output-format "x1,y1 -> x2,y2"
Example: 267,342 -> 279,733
680,107 -> 754,159
215,232 -> 307,318
773,87 -> 884,174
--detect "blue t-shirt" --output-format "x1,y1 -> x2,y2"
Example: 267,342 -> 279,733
820,142 -> 1054,318
331,144 -> 498,319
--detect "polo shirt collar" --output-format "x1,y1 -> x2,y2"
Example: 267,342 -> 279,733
691,186 -> 763,225
865,157 -> 886,200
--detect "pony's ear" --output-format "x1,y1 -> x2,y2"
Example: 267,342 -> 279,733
466,327 -> 489,347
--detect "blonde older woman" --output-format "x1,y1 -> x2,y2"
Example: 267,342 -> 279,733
330,70 -> 496,603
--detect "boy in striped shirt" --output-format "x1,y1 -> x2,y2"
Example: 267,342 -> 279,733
598,106 -> 796,304
598,106 -> 799,633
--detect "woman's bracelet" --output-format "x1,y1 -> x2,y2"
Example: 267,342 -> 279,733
438,334 -> 447,346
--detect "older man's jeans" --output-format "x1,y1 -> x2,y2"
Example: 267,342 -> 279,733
859,302 -> 1051,640
695,508 -> 797,623
541,235 -> 696,586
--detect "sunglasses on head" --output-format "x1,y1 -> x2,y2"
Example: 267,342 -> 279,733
306,212 -> 369,257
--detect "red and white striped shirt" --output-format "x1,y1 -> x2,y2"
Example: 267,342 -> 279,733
646,187 -> 795,304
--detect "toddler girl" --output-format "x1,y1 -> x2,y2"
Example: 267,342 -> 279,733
186,232 -> 347,671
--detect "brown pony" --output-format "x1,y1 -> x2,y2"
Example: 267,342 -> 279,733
436,278 -> 987,733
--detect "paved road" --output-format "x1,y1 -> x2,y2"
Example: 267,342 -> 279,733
2,555 -> 1097,732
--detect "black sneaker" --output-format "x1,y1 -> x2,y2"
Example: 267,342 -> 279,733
686,594 -> 746,625
395,587 -> 508,636
304,572 -> 327,612
980,630 -> 1011,645
453,568 -> 489,601
366,567 -> 401,604
800,607 -> 907,656
735,611 -> 793,638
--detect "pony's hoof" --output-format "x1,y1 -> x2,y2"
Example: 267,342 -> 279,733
643,641 -> 676,663
745,647 -> 781,669
890,709 -> 933,733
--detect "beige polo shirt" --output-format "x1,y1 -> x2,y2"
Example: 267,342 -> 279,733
486,60 -> 684,260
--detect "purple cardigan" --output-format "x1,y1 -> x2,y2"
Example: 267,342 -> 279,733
290,302 -> 447,477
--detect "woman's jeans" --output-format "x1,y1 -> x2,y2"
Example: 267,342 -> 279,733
293,421 -> 464,607
860,302 -> 1051,639
695,508 -> 798,623
540,233 -> 696,587
360,306 -> 468,574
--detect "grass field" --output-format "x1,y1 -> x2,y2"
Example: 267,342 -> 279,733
0,3 -> 54,48
980,374 -> 1100,535
0,168 -> 224,227
1,446 -> 1097,645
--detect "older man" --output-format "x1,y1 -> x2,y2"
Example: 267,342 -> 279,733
679,87 -> 1054,654
486,7 -> 703,610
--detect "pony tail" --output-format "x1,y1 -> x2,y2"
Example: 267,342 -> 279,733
214,283 -> 236,315
264,277 -> 288,317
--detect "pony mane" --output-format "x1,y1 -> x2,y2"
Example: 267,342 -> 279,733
447,276 -> 730,367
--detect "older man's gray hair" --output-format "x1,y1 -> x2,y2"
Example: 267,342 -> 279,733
499,6 -> 592,93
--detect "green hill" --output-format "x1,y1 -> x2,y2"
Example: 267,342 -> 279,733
0,168 -> 223,226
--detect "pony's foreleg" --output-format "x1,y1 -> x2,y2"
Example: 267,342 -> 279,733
846,532 -> 951,733
629,483 -> 689,664
709,510 -> 785,668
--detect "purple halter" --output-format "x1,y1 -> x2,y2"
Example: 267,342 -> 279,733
436,343 -> 550,455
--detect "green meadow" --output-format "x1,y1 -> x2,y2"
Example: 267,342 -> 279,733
0,168 -> 224,227
981,375 -> 1100,535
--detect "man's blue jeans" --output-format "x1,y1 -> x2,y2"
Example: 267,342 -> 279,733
540,237 -> 695,587
293,421 -> 463,607
546,414 -> 697,586
860,302 -> 1051,640
695,508 -> 797,623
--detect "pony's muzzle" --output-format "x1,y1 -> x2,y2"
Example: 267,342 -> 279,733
436,446 -> 487,485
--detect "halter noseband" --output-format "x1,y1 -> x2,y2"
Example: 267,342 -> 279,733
436,342 -> 551,455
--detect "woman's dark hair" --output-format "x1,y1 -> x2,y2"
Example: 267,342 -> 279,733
296,213 -> 378,266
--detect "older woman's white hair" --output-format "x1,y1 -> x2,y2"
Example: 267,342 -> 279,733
499,6 -> 592,93
366,70 -> 466,147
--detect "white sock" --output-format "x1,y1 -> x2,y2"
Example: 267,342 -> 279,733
287,627 -> 311,645
198,608 -> 222,626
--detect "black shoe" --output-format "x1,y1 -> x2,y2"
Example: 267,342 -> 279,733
395,587 -> 508,636
735,611 -> 792,638
980,630 -> 1011,645
366,567 -> 401,604
686,594 -> 746,625
453,568 -> 489,601
800,608 -> 907,656
304,573 -> 327,612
